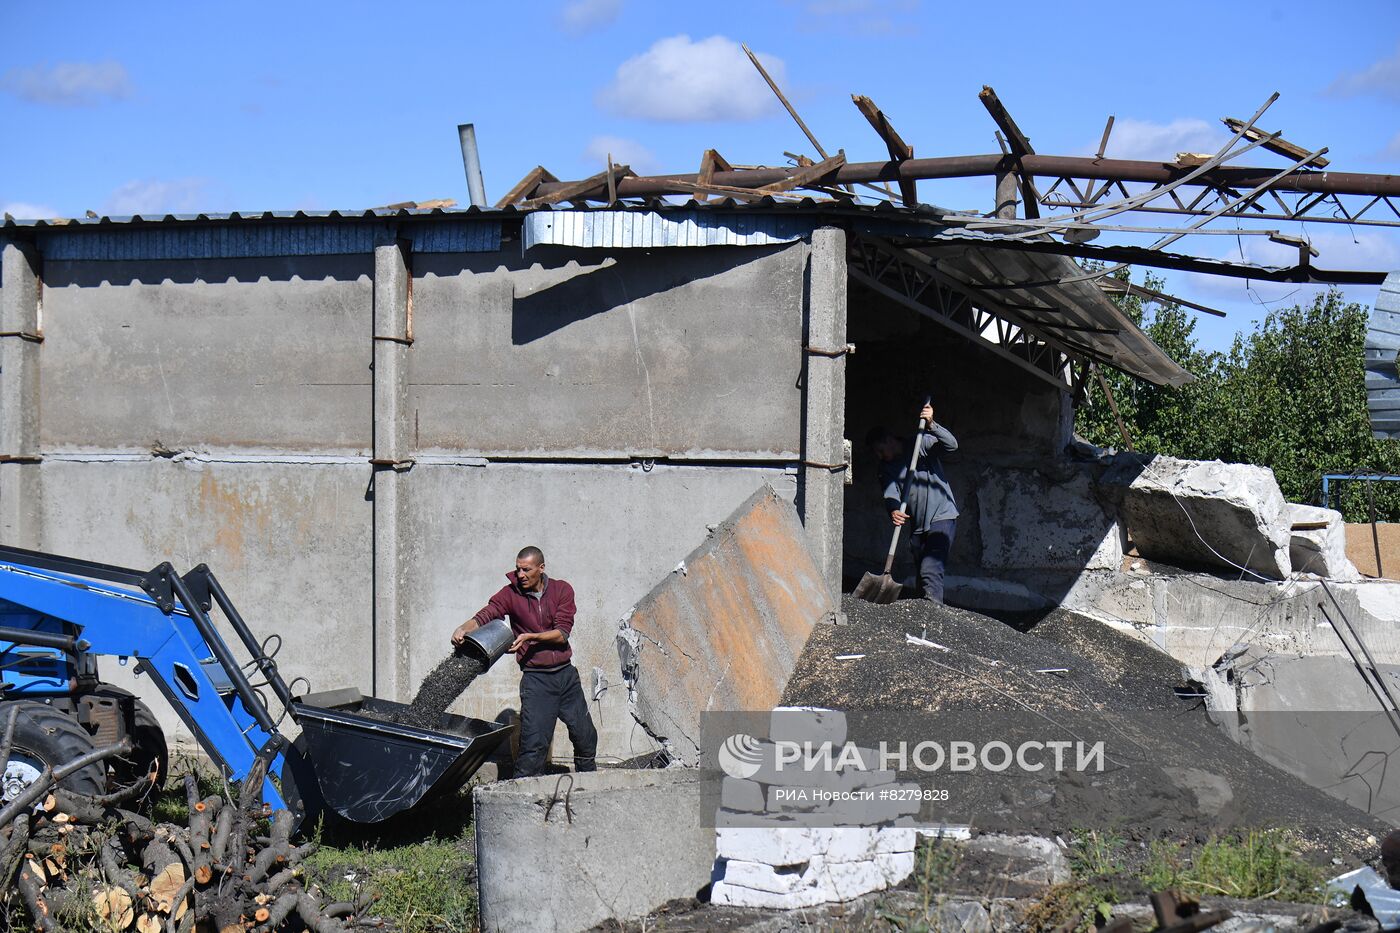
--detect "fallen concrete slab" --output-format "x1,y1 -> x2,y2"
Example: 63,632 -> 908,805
1286,503 -> 1361,581
976,466 -> 1122,573
474,769 -> 714,933
617,484 -> 835,765
1101,454 -> 1291,580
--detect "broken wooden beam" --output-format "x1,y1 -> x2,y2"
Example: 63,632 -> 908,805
979,85 -> 1041,218
495,165 -> 560,208
695,149 -> 734,202
851,94 -> 919,206
1223,117 -> 1330,169
757,151 -> 847,194
517,164 -> 633,209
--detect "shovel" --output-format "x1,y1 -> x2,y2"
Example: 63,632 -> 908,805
853,396 -> 931,604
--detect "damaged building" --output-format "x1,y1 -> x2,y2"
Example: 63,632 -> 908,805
5,196 -> 1395,778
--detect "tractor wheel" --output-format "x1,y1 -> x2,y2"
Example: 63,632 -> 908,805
114,698 -> 169,791
1,700 -> 106,806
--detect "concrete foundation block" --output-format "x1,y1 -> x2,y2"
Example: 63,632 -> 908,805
617,485 -> 834,765
977,466 -> 1122,572
721,776 -> 767,813
1101,455 -> 1291,580
475,770 -> 713,933
1286,503 -> 1362,581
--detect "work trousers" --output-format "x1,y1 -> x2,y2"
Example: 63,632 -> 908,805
516,664 -> 598,777
910,518 -> 957,604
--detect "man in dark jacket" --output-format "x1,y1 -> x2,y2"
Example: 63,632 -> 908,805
867,401 -> 959,603
452,546 -> 597,777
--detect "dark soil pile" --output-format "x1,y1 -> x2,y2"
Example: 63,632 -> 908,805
779,596 -> 1387,860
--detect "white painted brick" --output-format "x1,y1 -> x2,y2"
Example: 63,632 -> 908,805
717,857 -> 817,895
875,828 -> 917,854
716,827 -> 822,864
710,879 -> 829,909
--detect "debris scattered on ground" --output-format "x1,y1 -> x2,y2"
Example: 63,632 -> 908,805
0,749 -> 376,932
781,596 -> 1388,858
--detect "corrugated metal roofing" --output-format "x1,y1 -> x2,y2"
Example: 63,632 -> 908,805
1367,271 -> 1400,438
524,209 -> 813,249
921,242 -> 1193,387
0,199 -> 1189,387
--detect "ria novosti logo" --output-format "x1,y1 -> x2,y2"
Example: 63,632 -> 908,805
715,733 -> 1106,775
717,733 -> 765,779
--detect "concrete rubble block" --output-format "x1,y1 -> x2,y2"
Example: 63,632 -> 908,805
964,834 -> 1070,886
711,852 -> 914,908
721,776 -> 767,813
1286,503 -> 1362,581
617,484 -> 836,765
977,466 -> 1123,572
475,770 -> 713,933
1101,454 -> 1292,580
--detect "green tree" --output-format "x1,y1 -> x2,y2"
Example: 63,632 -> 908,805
1074,274 -> 1400,522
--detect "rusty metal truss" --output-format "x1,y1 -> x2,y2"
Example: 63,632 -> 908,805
847,235 -> 1094,394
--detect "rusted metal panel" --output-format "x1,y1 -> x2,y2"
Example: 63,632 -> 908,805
617,484 -> 834,766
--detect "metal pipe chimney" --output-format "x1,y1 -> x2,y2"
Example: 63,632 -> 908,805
457,123 -> 487,208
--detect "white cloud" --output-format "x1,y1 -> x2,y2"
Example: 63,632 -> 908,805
792,0 -> 919,35
583,135 -> 657,173
1098,117 -> 1226,162
598,35 -> 785,122
1,60 -> 131,106
1,201 -> 59,220
103,179 -> 209,216
559,0 -> 621,34
1327,43 -> 1400,101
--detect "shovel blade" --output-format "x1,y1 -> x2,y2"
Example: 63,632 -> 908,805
853,571 -> 901,604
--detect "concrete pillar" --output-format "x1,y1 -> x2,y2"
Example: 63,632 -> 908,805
0,240 -> 43,547
371,238 -> 414,699
802,227 -> 848,600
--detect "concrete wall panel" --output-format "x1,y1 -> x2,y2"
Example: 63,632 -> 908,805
408,246 -> 807,458
33,458 -> 372,741
397,462 -> 797,760
40,257 -> 373,453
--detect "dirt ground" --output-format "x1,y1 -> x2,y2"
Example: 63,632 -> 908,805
778,596 -> 1388,860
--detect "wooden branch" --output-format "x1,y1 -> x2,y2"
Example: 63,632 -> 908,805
1223,117 -> 1330,169
0,738 -> 132,830
494,165 -> 559,208
758,151 -> 847,194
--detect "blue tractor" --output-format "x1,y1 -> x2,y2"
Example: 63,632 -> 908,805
0,543 -> 513,829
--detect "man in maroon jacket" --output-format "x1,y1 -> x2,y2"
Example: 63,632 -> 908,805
452,546 -> 597,777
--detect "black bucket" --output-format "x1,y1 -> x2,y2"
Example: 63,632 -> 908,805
289,688 -> 515,824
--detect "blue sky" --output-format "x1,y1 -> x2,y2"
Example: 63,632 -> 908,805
2,0 -> 1397,352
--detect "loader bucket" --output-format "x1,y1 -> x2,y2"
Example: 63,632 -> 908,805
289,688 -> 515,824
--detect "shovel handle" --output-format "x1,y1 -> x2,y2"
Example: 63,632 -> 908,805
882,395 -> 933,575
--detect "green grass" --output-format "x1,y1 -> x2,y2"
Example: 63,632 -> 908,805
1025,828 -> 1329,932
304,834 -> 477,933
1140,831 -> 1328,903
